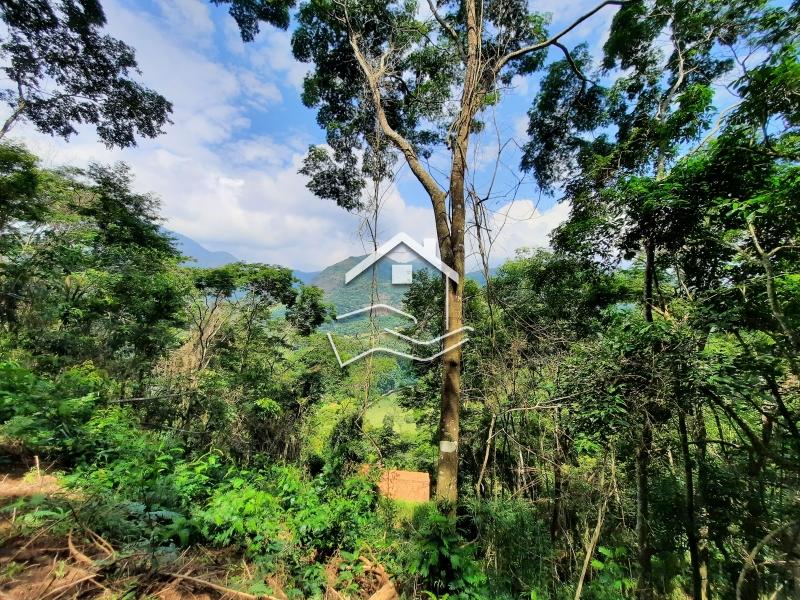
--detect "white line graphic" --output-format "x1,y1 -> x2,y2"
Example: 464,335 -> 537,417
325,233 -> 471,368
382,326 -> 475,346
335,304 -> 418,324
327,332 -> 470,368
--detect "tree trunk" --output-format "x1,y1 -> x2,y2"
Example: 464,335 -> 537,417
0,98 -> 25,140
694,406 -> 711,600
435,133 -> 467,502
436,271 -> 463,502
636,239 -> 655,599
739,413 -> 773,600
679,409 -> 702,600
636,421 -> 653,600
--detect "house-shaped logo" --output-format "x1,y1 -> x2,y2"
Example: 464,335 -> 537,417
327,232 -> 472,367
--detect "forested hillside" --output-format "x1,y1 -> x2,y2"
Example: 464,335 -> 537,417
0,0 -> 799,599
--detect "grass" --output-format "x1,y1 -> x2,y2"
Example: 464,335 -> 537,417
364,395 -> 417,437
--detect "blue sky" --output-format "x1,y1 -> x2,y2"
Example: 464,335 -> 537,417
10,0 -> 622,271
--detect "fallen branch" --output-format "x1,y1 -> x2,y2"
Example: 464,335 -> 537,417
88,529 -> 115,558
167,571 -> 280,600
40,573 -> 98,600
368,582 -> 399,600
67,531 -> 95,567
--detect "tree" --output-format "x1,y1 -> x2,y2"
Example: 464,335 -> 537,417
221,0 -> 629,503
287,285 -> 330,335
522,1 -> 799,596
0,0 -> 171,145
0,153 -> 186,384
0,142 -> 40,232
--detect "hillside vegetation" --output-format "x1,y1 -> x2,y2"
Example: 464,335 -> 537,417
0,0 -> 798,597
1,117 -> 799,597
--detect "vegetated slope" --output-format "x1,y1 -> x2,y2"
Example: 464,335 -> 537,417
310,254 -> 411,315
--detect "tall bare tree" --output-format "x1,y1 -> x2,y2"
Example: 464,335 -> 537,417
221,0 -> 627,501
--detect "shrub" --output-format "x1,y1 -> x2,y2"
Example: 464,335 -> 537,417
0,360 -> 105,456
197,472 -> 286,554
466,498 -> 552,597
402,504 -> 488,599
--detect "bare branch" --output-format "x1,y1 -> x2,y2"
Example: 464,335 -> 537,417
425,0 -> 465,59
553,41 -> 593,84
495,0 -> 628,73
347,31 -> 452,255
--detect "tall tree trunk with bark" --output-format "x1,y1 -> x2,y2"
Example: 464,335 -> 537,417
345,0 -> 626,506
436,271 -> 464,501
433,0 -> 477,498
740,413 -> 773,599
637,238 -> 655,600
435,109 -> 469,500
679,409 -> 702,600
694,407 -> 711,600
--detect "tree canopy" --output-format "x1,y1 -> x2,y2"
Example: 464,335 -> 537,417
0,1 -> 799,599
0,0 -> 172,145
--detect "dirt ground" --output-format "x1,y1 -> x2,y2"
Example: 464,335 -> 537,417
0,460 -> 251,599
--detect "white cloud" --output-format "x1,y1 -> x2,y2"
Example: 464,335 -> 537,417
466,199 -> 569,270
222,16 -> 247,56
224,135 -> 303,166
238,29 -> 311,91
155,0 -> 215,45
4,0 -> 577,273
237,70 -> 283,106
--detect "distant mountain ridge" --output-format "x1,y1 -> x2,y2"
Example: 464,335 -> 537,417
163,229 -> 494,290
163,229 -> 239,268
293,270 -> 320,284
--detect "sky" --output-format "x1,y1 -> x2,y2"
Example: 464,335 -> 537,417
7,0 -> 620,272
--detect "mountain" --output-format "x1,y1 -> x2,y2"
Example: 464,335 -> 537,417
311,254 -> 425,315
163,228 -> 496,288
165,230 -> 239,268
293,270 -> 321,284
465,267 -> 498,285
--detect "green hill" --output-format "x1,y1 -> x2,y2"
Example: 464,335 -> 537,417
311,255 -> 416,314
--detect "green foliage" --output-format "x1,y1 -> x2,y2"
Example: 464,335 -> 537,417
0,0 -> 172,146
1,3 -> 800,594
585,546 -> 635,600
286,284 -> 331,335
402,504 -> 487,599
0,360 -> 105,455
467,498 -> 551,598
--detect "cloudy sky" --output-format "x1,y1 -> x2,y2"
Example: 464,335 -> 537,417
8,0 -> 619,271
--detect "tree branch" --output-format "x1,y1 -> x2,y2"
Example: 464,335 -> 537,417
347,31 -> 452,253
425,0 -> 465,59
553,41 -> 592,84
0,80 -> 27,140
495,0 -> 628,73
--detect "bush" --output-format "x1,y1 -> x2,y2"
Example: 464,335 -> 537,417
467,498 -> 552,597
0,360 -> 105,456
197,472 -> 286,554
402,504 -> 488,599
198,466 -> 377,556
